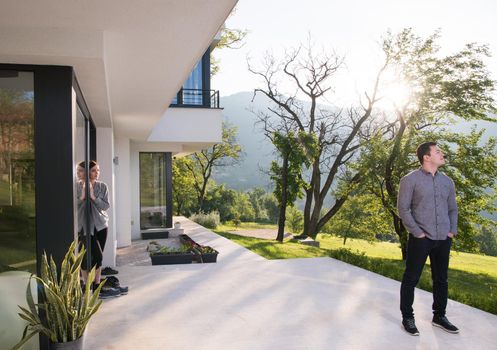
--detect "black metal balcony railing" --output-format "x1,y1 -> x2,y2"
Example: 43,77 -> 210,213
170,89 -> 220,108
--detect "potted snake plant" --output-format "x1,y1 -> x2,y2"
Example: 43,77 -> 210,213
12,240 -> 104,350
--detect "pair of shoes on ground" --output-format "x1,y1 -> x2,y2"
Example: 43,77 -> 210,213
402,315 -> 459,336
101,266 -> 119,275
98,285 -> 124,299
98,276 -> 128,299
81,279 -> 128,299
103,276 -> 128,295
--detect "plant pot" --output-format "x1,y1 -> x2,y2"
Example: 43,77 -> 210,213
49,334 -> 84,350
150,252 -> 194,265
192,247 -> 219,263
179,234 -> 194,245
201,251 -> 218,263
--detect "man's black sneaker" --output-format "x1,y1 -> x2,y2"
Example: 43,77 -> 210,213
432,315 -> 459,334
101,266 -> 118,275
104,276 -> 128,295
98,286 -> 121,299
402,318 -> 420,336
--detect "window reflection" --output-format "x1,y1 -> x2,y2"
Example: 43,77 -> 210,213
0,71 -> 36,273
140,153 -> 167,229
74,105 -> 86,237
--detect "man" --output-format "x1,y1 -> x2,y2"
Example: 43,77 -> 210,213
397,142 -> 459,336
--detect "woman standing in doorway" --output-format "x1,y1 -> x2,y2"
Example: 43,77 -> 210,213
77,160 -> 121,299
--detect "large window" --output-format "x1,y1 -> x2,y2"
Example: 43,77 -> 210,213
0,70 -> 36,273
74,104 -> 86,237
139,153 -> 168,229
171,49 -> 212,107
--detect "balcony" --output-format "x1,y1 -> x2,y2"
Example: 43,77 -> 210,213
170,88 -> 220,109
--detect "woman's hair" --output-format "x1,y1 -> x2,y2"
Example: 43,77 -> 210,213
78,160 -> 98,169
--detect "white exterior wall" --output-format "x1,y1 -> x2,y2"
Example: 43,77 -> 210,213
114,137 -> 132,248
97,128 -> 117,267
148,107 -> 222,143
130,146 -> 140,240
129,141 -> 183,240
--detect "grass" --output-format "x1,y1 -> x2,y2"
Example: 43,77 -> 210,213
214,223 -> 497,315
318,233 -> 497,277
218,221 -> 281,231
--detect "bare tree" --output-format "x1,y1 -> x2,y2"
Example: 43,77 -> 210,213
249,39 -> 388,238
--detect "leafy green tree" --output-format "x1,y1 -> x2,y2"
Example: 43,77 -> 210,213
210,7 -> 248,76
441,130 -> 497,251
248,187 -> 270,222
357,29 -> 496,259
184,123 -> 242,212
321,194 -> 393,245
286,206 -> 304,234
172,157 -> 198,216
476,226 -> 497,257
203,184 -> 238,222
270,131 -> 314,241
262,194 -> 279,224
233,191 -> 255,222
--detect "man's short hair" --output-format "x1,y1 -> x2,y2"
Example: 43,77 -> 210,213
416,142 -> 437,164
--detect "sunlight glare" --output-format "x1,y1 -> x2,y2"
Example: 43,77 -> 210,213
376,66 -> 414,111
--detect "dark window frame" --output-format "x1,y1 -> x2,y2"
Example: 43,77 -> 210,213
138,151 -> 173,230
0,63 -> 95,350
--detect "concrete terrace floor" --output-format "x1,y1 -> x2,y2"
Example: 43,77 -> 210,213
85,217 -> 497,350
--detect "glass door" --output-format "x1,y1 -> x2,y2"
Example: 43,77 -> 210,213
139,153 -> 167,229
0,70 -> 36,273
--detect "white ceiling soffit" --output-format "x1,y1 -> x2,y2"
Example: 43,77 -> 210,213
0,0 -> 237,140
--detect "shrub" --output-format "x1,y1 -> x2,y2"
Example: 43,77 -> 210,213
286,206 -> 304,234
327,248 -> 371,268
476,227 -> 497,256
190,211 -> 220,229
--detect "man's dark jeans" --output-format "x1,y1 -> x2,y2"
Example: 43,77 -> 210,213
400,234 -> 452,319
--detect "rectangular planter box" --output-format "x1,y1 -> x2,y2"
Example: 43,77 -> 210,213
150,252 -> 193,265
192,247 -> 219,263
200,252 -> 218,263
179,234 -> 195,245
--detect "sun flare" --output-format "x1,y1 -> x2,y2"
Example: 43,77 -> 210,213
376,68 -> 413,110
381,80 -> 412,107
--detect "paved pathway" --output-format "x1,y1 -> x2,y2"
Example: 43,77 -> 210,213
228,228 -> 293,240
85,217 -> 497,350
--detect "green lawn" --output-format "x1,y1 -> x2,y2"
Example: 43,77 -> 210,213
318,233 -> 497,278
214,223 -> 497,315
218,221 -> 283,231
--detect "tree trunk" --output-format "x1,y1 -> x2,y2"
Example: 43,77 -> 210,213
277,153 -> 289,242
307,215 -> 320,240
303,160 -> 321,238
302,188 -> 313,237
393,214 -> 408,260
344,222 -> 352,245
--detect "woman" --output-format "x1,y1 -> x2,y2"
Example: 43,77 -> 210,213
77,160 -> 121,299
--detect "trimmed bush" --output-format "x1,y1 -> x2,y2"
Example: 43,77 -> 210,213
190,211 -> 220,229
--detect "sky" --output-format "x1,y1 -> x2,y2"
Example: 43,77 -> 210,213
212,0 -> 497,106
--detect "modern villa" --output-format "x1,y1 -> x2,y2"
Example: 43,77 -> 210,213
0,1 -> 237,348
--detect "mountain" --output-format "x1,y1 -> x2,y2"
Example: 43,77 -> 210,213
212,91 -> 275,191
